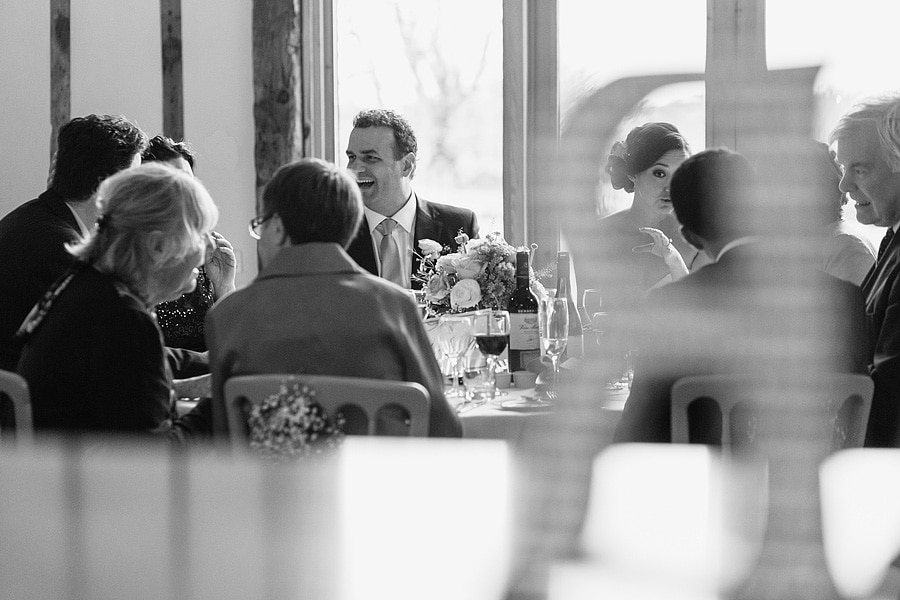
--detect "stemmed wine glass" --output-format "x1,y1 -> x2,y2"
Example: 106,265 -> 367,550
437,313 -> 476,400
539,297 -> 569,399
472,310 -> 510,401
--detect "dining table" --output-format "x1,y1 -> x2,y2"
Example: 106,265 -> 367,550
456,381 -> 628,447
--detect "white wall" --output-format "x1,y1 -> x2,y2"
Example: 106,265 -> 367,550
0,2 -> 51,208
0,0 -> 258,286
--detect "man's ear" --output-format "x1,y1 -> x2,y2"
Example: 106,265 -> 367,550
681,226 -> 704,251
401,152 -> 416,178
270,214 -> 290,246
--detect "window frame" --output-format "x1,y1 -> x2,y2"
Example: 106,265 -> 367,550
306,0 -> 768,248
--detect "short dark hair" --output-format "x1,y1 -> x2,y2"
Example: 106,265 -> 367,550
606,122 -> 690,193
352,109 -> 418,158
261,158 -> 363,248
50,114 -> 148,201
142,135 -> 195,169
670,148 -> 756,241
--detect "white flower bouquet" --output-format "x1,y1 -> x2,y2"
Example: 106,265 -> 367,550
414,231 -> 517,318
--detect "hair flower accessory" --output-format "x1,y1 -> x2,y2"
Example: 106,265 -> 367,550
245,378 -> 345,462
414,230 -> 517,318
611,140 -> 628,161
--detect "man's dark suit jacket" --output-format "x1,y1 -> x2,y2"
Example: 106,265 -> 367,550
346,195 -> 479,288
861,228 -> 900,446
0,190 -> 80,372
614,242 -> 869,444
0,189 -> 207,377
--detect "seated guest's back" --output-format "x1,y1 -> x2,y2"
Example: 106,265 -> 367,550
206,158 -> 461,438
17,163 -> 218,440
614,148 -> 869,444
0,114 -> 147,372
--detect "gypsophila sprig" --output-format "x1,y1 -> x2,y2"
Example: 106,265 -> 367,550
413,230 -> 517,318
246,378 -> 345,462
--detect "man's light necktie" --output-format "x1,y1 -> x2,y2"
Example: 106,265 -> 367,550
375,218 -> 405,286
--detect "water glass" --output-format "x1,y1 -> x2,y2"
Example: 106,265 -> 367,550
539,297 -> 569,393
437,313 -> 476,399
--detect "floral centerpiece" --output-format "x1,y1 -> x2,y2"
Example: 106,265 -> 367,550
414,231 -> 517,318
245,378 -> 345,462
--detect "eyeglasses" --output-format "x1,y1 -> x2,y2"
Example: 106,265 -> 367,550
248,214 -> 273,240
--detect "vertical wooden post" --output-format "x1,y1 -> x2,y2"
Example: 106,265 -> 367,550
252,0 -> 303,203
502,0 -> 527,249
50,0 -> 71,160
705,0 -> 767,150
160,0 -> 184,140
527,0 -> 559,270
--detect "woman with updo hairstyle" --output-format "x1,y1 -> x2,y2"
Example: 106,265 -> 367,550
808,140 -> 874,286
17,163 -> 217,441
589,122 -> 707,314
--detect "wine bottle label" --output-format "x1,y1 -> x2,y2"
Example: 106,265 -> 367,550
510,313 -> 539,349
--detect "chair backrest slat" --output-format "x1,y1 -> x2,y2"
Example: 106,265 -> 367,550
0,369 -> 32,445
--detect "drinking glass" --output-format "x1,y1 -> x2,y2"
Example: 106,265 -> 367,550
472,310 -> 510,401
539,297 -> 569,396
437,313 -> 476,399
581,289 -> 603,328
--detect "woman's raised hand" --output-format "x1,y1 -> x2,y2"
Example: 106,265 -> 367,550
633,227 -> 689,280
205,231 -> 237,299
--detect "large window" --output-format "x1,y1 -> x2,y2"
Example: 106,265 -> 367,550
333,0 -> 505,233
558,1 -> 706,218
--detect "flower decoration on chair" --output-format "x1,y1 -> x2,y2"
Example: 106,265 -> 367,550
246,378 -> 345,462
414,231 -> 517,318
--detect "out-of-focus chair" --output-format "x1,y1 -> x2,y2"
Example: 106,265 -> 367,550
820,448 -> 900,599
0,369 -> 32,445
224,374 -> 431,449
671,373 -> 873,454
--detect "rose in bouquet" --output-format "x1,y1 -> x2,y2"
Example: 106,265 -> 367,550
414,231 -> 517,318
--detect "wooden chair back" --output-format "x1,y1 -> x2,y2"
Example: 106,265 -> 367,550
224,374 -> 431,449
671,373 -> 873,454
0,369 -> 32,445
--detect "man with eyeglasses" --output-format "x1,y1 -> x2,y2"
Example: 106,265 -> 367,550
344,109 -> 479,288
212,158 -> 461,438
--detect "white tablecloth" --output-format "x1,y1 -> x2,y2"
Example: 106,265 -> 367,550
458,385 -> 628,445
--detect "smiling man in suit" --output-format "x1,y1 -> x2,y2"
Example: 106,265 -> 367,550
344,109 -> 479,288
831,93 -> 900,447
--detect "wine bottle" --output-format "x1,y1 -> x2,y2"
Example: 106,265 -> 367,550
555,251 -> 583,359
508,250 -> 540,372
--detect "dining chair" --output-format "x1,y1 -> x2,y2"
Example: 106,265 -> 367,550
0,368 -> 32,445
670,373 -> 873,454
224,374 -> 432,449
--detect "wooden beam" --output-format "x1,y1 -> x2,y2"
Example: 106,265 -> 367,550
50,0 -> 70,160
252,0 -> 303,202
527,0 -> 559,268
705,0 -> 767,150
160,0 -> 184,140
502,0 -> 527,248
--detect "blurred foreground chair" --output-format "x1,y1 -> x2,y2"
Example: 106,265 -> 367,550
0,369 -> 32,445
224,374 -> 431,449
820,448 -> 900,600
671,373 -> 873,454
